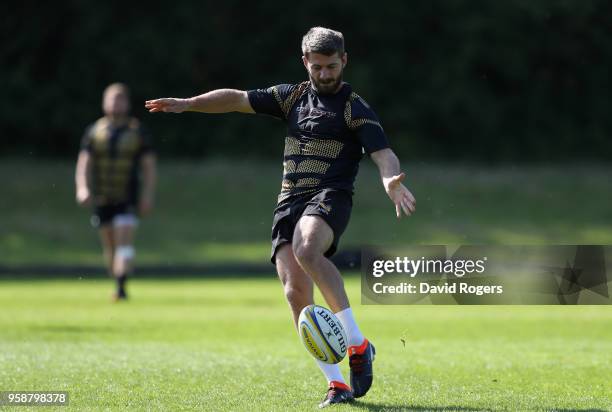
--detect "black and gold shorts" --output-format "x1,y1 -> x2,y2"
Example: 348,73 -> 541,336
91,203 -> 138,228
270,188 -> 352,264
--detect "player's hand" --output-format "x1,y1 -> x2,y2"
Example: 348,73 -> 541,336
139,197 -> 154,216
145,98 -> 190,113
383,172 -> 416,218
76,188 -> 92,207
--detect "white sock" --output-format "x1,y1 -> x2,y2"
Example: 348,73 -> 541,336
315,359 -> 345,384
335,307 -> 365,347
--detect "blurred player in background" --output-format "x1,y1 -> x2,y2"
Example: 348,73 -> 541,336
145,27 -> 415,407
76,83 -> 156,301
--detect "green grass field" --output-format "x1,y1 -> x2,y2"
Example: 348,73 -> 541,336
1,160 -> 611,410
1,159 -> 612,265
1,277 -> 610,411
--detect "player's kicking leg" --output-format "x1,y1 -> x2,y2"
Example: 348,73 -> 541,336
293,216 -> 375,399
111,214 -> 138,300
275,244 -> 354,408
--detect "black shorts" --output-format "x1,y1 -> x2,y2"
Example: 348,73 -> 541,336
270,188 -> 353,264
91,203 -> 137,228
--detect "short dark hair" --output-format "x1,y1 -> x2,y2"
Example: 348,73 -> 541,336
104,82 -> 130,99
301,27 -> 345,57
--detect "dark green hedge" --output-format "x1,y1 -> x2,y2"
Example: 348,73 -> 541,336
2,0 -> 611,161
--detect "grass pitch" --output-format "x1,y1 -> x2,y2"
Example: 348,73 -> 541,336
1,277 -> 610,411
2,159 -> 612,265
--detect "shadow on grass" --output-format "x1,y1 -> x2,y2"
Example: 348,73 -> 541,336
352,401 -> 607,412
351,400 -> 490,411
0,250 -> 361,278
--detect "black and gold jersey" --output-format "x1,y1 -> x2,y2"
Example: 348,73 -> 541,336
247,82 -> 389,203
81,117 -> 153,206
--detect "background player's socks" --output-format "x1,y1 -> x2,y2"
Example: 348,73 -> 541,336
116,274 -> 128,298
335,307 -> 365,347
316,359 -> 346,385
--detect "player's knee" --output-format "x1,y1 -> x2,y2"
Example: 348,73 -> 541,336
284,282 -> 309,304
292,241 -> 321,266
115,245 -> 135,261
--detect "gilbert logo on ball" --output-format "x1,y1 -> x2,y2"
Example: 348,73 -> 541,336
298,304 -> 347,364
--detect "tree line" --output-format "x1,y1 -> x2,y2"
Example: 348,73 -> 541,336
2,0 -> 611,161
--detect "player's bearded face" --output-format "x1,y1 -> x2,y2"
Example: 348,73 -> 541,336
304,52 -> 346,95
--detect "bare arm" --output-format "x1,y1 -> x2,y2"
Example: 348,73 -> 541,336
139,153 -> 157,216
145,89 -> 254,114
370,148 -> 416,218
75,150 -> 92,206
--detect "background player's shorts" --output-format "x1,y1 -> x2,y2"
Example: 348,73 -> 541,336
91,203 -> 139,228
270,188 -> 353,264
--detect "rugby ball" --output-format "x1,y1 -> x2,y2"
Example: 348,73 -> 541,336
298,304 -> 347,364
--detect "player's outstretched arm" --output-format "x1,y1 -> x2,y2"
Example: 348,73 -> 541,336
145,89 -> 255,114
75,150 -> 92,207
370,148 -> 416,219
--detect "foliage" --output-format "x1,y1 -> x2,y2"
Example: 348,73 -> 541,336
2,1 -> 612,160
